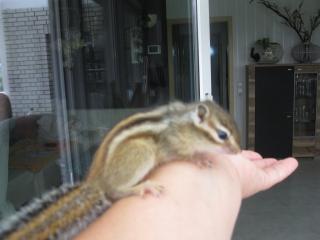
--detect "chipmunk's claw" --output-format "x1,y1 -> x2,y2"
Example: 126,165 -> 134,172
137,180 -> 165,198
192,152 -> 213,168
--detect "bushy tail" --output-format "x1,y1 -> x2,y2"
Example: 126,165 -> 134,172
0,183 -> 111,240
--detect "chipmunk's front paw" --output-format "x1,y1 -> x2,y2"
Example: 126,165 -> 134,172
192,152 -> 213,168
136,180 -> 165,198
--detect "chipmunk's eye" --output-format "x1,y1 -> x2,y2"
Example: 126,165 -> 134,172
217,129 -> 228,140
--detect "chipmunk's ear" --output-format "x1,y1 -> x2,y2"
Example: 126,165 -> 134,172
196,103 -> 209,123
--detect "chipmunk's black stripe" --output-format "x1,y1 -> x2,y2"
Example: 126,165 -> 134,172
87,103 -> 187,181
112,114 -> 164,138
101,112 -> 165,157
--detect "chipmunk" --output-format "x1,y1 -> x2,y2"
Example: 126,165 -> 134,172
0,100 -> 240,239
87,100 -> 241,201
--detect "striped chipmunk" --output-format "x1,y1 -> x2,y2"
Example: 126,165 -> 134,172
0,100 -> 241,239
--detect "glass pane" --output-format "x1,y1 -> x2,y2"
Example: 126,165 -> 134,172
53,0 -> 199,180
0,0 -> 200,223
0,3 -> 62,220
294,73 -> 317,137
210,21 -> 229,109
209,0 -> 320,239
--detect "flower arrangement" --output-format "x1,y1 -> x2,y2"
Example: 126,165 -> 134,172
250,0 -> 320,43
251,38 -> 283,63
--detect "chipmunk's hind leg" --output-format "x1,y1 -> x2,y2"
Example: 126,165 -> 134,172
105,137 -> 164,200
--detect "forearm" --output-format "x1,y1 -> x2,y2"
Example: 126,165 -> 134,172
77,160 -> 242,240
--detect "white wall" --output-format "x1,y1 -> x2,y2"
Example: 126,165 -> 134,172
211,0 -> 320,142
0,0 -> 47,9
2,8 -> 52,116
167,0 -> 320,143
0,0 -> 48,93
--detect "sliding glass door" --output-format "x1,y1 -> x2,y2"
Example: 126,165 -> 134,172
49,0 -> 211,182
0,0 -> 212,222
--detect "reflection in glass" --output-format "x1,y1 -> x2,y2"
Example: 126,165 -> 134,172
0,6 -> 62,219
0,0 -> 198,223
53,0 -> 198,180
210,21 -> 229,109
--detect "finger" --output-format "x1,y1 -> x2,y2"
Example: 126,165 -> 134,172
262,158 -> 298,190
241,150 -> 263,161
253,158 -> 278,169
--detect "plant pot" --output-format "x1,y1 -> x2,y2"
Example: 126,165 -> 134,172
291,42 -> 320,63
251,42 -> 283,64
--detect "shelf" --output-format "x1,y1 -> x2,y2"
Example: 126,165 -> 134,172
292,136 -> 316,158
294,120 -> 316,123
294,131 -> 316,138
293,136 -> 315,140
293,153 -> 315,158
295,96 -> 315,100
87,68 -> 105,72
294,116 -> 316,122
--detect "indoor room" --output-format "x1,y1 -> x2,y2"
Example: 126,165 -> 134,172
0,0 -> 319,239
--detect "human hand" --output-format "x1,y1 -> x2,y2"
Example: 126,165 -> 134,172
77,150 -> 297,240
210,150 -> 299,198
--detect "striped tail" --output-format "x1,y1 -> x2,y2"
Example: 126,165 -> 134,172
0,183 -> 111,240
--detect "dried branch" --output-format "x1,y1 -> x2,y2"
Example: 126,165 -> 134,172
310,9 -> 320,37
250,0 -> 320,43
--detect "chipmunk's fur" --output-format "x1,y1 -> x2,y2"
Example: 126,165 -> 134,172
87,100 -> 240,201
0,100 -> 240,239
0,183 -> 110,240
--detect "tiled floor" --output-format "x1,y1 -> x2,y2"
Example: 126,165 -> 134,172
233,157 -> 320,240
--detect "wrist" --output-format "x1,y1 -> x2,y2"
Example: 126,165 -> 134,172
77,160 -> 242,240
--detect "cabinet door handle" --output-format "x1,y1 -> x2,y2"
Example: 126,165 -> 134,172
286,115 -> 293,119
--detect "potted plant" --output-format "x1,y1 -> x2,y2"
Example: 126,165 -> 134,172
251,38 -> 283,63
250,0 -> 320,63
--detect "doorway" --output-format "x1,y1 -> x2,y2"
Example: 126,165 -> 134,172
168,17 -> 233,109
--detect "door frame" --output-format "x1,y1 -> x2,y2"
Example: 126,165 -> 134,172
210,16 -> 234,114
167,16 -> 234,113
48,0 -> 75,183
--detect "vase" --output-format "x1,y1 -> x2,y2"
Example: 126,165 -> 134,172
291,42 -> 320,63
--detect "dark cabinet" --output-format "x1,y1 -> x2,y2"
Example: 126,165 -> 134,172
255,66 -> 294,158
247,64 -> 320,159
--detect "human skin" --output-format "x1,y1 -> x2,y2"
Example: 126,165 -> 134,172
76,151 -> 298,240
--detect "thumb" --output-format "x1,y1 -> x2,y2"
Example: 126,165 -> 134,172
261,158 -> 298,190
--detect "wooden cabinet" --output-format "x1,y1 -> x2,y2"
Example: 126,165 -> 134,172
247,64 -> 320,158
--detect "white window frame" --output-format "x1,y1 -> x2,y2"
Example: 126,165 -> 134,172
0,7 -> 9,94
196,0 -> 212,101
